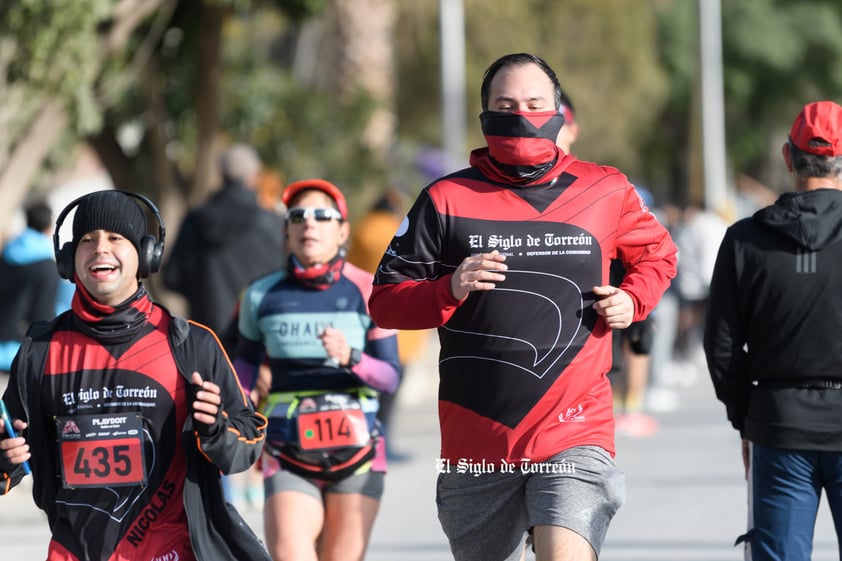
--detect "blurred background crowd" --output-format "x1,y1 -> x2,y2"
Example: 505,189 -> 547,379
2,0 -> 842,495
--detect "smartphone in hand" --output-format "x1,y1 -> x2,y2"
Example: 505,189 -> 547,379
0,399 -> 31,475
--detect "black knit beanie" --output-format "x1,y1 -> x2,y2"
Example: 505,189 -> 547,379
72,191 -> 147,250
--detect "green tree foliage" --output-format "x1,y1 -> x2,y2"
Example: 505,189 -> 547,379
644,0 -> 700,201
721,0 -> 842,186
1,0 -> 113,133
395,0 -> 670,185
6,0 -> 842,235
652,0 -> 842,199
0,0 -> 169,233
267,0 -> 329,21
1,0 -> 404,232
220,12 -> 388,190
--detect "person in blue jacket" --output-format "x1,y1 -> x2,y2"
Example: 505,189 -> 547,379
0,200 -> 72,372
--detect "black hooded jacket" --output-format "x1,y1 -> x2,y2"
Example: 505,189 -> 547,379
0,307 -> 271,561
163,182 -> 284,333
704,188 -> 842,450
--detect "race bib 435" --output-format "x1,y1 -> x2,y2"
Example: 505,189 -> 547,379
56,413 -> 146,488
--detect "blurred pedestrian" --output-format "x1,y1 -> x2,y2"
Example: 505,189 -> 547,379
643,201 -> 684,413
163,142 -> 285,335
234,179 -> 400,561
0,200 -> 71,372
705,100 -> 842,561
164,143 -> 284,508
672,200 -> 727,383
370,52 -> 676,561
554,87 -> 579,155
608,257 -> 659,438
554,91 -> 659,436
0,190 -> 270,561
346,188 -> 430,460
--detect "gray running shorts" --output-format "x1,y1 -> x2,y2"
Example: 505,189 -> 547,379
264,466 -> 385,501
436,445 -> 625,561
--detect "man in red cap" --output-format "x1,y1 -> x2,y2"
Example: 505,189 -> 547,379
705,100 -> 842,561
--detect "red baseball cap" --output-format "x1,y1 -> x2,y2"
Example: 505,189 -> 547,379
789,101 -> 842,157
282,178 -> 348,220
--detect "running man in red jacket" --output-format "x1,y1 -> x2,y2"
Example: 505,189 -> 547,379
369,53 -> 677,561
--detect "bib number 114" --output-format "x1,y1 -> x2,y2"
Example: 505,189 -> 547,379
298,410 -> 369,450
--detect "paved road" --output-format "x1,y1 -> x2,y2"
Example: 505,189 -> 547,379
1,346 -> 838,560
363,367 -> 835,561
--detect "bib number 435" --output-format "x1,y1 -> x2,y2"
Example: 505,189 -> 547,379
57,413 -> 147,488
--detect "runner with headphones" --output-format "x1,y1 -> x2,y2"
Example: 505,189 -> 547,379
0,190 -> 271,561
52,190 -> 166,281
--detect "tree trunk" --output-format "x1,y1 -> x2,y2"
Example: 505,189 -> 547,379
87,123 -> 139,193
0,100 -> 67,238
189,2 -> 226,206
330,0 -> 397,163
0,0 -> 169,240
142,56 -> 188,311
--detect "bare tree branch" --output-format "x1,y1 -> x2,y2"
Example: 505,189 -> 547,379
0,100 -> 68,231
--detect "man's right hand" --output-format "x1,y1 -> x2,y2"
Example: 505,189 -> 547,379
450,250 -> 508,301
0,418 -> 31,467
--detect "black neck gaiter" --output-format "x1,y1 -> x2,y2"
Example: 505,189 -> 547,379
71,283 -> 152,344
288,250 -> 346,291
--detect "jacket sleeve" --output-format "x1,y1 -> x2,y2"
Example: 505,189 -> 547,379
0,351 -> 28,493
370,279 -> 462,330
0,316 -> 57,496
349,279 -> 401,393
614,185 -> 678,321
0,318 -> 62,509
350,336 -> 400,394
703,227 -> 751,432
178,321 -> 267,474
369,189 -> 464,329
233,283 -> 266,392
31,260 -> 60,325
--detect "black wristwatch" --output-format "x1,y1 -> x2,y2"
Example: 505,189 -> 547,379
347,348 -> 362,367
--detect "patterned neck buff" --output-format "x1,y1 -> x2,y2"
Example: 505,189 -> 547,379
71,283 -> 153,343
475,110 -> 565,184
288,250 -> 346,290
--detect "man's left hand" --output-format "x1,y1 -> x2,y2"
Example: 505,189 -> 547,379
191,372 -> 222,434
592,285 -> 634,329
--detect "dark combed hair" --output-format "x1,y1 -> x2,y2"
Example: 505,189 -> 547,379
25,200 -> 52,232
480,53 -> 562,111
559,87 -> 575,115
789,141 -> 842,180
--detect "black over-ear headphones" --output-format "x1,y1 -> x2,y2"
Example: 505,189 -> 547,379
53,190 -> 166,281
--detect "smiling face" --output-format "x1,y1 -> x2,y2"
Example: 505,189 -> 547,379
74,230 -> 140,306
285,189 -> 349,267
